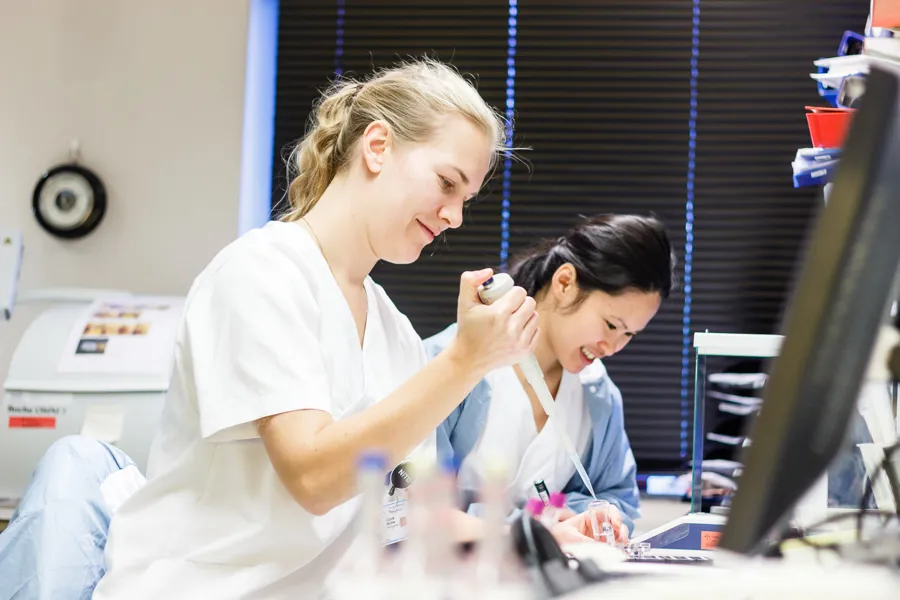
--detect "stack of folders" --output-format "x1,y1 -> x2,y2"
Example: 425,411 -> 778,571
810,27 -> 900,112
705,371 -> 767,451
792,147 -> 841,188
811,53 -> 869,107
809,29 -> 870,109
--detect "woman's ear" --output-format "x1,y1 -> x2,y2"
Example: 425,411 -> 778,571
361,120 -> 391,174
551,263 -> 579,305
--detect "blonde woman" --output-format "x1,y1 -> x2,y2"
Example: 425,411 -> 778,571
64,60 -> 596,598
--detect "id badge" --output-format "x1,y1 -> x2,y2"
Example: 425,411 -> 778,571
382,488 -> 409,545
381,461 -> 415,545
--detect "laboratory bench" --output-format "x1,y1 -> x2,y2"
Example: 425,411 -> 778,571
0,498 -> 687,537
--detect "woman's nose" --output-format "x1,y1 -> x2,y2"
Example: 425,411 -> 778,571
437,201 -> 463,230
597,339 -> 612,358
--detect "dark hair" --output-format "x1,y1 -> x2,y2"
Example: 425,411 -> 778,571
507,214 -> 677,305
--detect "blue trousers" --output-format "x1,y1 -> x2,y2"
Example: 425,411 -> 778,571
0,436 -> 134,600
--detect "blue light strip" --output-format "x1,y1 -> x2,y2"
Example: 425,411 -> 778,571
500,0 -> 518,270
238,0 -> 280,232
680,0 -> 700,460
334,0 -> 345,77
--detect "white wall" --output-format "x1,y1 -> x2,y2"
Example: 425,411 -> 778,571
0,0 -> 251,386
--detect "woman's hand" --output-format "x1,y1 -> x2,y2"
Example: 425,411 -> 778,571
451,269 -> 540,375
550,518 -> 596,545
597,504 -> 629,545
550,505 -> 630,547
554,507 -> 578,522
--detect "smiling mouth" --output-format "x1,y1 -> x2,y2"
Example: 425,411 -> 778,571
581,346 -> 598,362
417,220 -> 437,240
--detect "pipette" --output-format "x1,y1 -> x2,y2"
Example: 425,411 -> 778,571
477,273 -> 597,500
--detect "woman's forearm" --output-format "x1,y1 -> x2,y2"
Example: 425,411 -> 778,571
258,340 -> 486,515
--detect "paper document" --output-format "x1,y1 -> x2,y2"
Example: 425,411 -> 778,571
701,471 -> 737,491
719,402 -> 759,417
796,147 -> 843,161
809,72 -> 848,89
80,404 -> 125,444
814,54 -> 870,71
707,373 -> 768,389
719,402 -> 759,416
57,297 -> 182,376
691,459 -> 743,475
706,432 -> 744,446
809,54 -> 869,90
707,390 -> 763,407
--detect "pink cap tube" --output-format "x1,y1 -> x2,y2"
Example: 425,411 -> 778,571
525,498 -> 545,516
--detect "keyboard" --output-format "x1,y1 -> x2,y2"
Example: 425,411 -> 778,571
626,554 -> 714,566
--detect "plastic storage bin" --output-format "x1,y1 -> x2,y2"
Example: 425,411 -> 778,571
806,106 -> 855,148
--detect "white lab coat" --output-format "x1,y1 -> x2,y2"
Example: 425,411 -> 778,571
93,221 -> 435,599
457,366 -> 591,504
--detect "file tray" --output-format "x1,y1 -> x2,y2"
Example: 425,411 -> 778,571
690,333 -> 783,513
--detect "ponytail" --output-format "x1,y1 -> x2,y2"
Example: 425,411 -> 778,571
507,239 -> 561,297
282,82 -> 362,222
508,214 -> 677,304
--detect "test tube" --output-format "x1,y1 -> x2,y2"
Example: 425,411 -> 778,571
587,500 -> 615,546
327,451 -> 390,600
357,451 -> 388,574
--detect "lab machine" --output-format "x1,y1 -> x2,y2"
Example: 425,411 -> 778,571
0,230 -> 183,508
1,297 -> 184,506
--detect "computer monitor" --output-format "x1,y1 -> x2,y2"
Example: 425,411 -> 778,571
719,64 -> 900,555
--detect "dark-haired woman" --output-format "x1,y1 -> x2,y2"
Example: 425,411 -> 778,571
426,214 -> 677,543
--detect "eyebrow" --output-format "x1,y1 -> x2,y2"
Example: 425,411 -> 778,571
451,166 -> 470,186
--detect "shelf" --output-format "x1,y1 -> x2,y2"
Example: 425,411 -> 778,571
693,332 -> 783,358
